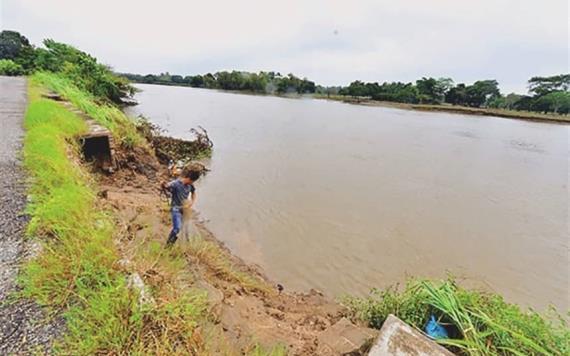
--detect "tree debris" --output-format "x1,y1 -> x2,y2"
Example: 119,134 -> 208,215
136,116 -> 213,165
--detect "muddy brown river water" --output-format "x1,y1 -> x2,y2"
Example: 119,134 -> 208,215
129,84 -> 569,311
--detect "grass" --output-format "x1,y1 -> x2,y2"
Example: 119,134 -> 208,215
31,71 -> 145,148
343,278 -> 569,355
20,78 -> 209,355
183,236 -> 272,295
246,343 -> 288,356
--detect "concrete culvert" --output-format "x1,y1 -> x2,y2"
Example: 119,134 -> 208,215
79,121 -> 116,172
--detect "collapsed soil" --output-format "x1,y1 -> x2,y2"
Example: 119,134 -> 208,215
95,143 -> 373,355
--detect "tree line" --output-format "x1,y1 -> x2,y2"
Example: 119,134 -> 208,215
124,70 -> 569,115
337,76 -> 570,114
0,30 -> 134,104
120,71 -> 317,95
1,30 -> 568,114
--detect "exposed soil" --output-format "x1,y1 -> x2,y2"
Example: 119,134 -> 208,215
96,140 -> 376,355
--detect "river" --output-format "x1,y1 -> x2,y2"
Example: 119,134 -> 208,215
128,84 -> 569,311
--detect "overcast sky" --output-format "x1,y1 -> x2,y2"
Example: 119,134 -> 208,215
1,0 -> 568,93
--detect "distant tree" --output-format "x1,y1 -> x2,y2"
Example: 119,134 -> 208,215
434,78 -> 454,102
143,74 -> 158,83
0,30 -> 31,60
245,73 -> 267,92
171,75 -> 184,84
532,91 -> 570,114
157,72 -> 171,83
340,80 -> 369,97
370,82 -> 419,103
512,95 -> 534,111
465,80 -> 500,107
528,74 -> 570,96
415,77 -> 440,104
183,75 -> 193,84
189,75 -> 204,87
203,73 -> 216,88
487,93 -> 524,110
445,83 -> 468,105
0,30 -> 36,71
298,78 -> 316,93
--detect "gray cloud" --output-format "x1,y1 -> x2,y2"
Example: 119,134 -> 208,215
1,0 -> 568,93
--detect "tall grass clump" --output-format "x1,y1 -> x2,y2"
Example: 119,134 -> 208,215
184,236 -> 271,294
343,278 -> 569,355
31,72 -> 143,148
20,82 -> 207,354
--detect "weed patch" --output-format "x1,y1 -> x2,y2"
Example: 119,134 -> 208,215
343,278 -> 569,355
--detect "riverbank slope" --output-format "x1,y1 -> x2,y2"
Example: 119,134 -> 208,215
11,72 -> 569,355
15,72 -> 378,355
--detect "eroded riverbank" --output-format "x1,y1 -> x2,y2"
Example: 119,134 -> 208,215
9,73 -> 568,354
129,83 -> 569,312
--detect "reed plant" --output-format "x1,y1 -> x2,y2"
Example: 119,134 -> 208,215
343,278 -> 569,355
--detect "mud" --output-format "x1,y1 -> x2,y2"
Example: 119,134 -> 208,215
97,142 -> 374,355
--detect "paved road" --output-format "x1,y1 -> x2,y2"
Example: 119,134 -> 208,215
0,76 -> 63,354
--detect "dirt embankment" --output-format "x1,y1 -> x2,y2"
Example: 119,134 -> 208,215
95,134 -> 377,355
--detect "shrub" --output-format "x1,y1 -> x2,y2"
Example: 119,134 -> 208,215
0,59 -> 24,75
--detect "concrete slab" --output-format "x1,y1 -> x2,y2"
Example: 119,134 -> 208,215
368,315 -> 454,356
317,317 -> 378,355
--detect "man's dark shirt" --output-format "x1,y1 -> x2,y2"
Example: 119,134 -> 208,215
168,179 -> 195,208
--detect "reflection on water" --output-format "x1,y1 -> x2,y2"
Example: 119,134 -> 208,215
128,84 -> 569,311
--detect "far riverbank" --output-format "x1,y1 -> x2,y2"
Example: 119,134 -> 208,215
313,94 -> 570,124
127,81 -> 570,124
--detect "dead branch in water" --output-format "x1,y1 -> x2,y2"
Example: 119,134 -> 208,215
136,116 -> 213,167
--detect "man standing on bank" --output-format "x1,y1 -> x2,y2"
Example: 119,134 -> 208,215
162,168 -> 201,245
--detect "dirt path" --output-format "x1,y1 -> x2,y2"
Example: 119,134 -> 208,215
0,76 -> 64,354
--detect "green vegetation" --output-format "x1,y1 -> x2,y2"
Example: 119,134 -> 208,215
343,278 -> 569,355
7,27 -> 569,355
33,71 -> 143,148
0,58 -> 24,75
124,70 -> 569,116
121,71 -> 317,94
21,78 -> 211,355
0,30 -> 134,104
0,30 -> 36,70
4,29 -> 567,116
339,76 -> 570,115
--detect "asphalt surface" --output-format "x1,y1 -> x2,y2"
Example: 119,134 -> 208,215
0,76 -> 63,354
